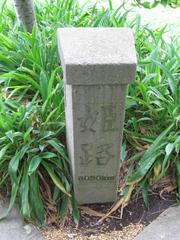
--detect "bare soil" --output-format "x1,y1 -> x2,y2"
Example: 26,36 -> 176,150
42,190 -> 177,240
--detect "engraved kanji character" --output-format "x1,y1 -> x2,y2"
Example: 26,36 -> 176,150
78,104 -> 98,132
80,143 -> 93,166
101,105 -> 117,132
96,143 -> 114,166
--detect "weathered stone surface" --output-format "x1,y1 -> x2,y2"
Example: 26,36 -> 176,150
134,205 -> 180,240
57,28 -> 136,204
0,201 -> 44,240
57,28 -> 136,85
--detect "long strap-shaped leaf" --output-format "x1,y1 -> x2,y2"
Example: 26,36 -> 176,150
8,144 -> 29,184
42,161 -> 71,197
128,124 -> 174,184
30,172 -> 45,224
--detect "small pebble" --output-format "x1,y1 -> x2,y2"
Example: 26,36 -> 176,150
42,223 -> 144,240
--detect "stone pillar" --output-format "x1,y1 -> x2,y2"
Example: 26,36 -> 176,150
57,28 -> 136,204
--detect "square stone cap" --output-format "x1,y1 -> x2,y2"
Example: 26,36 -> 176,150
57,28 -> 137,85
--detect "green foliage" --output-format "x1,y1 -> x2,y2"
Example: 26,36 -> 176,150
102,31 -> 180,212
0,80 -> 71,223
134,0 -> 180,8
0,0 -> 179,223
123,19 -> 180,206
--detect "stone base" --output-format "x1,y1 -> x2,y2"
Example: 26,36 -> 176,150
75,182 -> 118,204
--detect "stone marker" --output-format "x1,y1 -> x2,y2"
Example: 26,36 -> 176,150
57,28 -> 136,204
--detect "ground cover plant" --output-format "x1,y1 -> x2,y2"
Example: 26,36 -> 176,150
0,0 -> 179,225
134,0 -> 180,8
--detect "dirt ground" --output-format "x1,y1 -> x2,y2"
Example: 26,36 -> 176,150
42,163 -> 177,240
42,190 -> 177,240
43,224 -> 144,240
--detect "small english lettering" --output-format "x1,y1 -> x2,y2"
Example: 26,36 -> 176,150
78,176 -> 115,181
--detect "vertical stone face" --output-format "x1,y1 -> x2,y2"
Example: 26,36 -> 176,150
57,28 -> 137,204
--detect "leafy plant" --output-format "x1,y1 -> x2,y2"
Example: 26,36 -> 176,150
0,71 -> 74,223
134,0 -> 180,8
98,22 -> 180,221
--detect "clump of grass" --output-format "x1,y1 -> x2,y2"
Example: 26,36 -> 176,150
0,0 -> 79,224
124,21 -> 180,205
0,0 -> 179,224
97,21 -> 180,220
